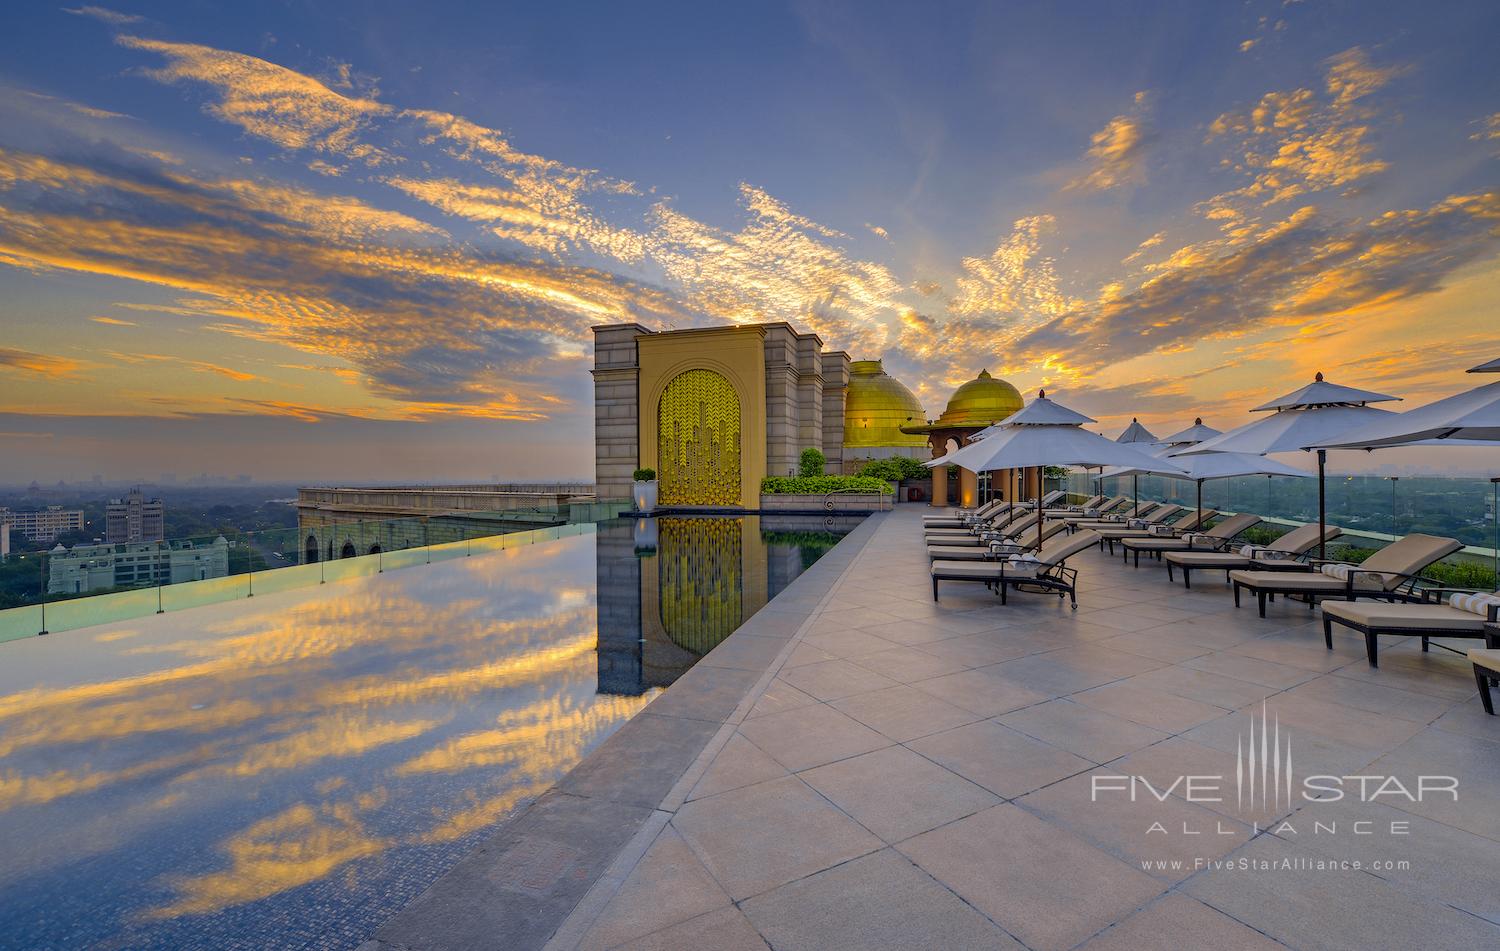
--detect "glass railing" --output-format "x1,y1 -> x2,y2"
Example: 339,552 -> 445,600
1056,470 -> 1500,588
0,503 -> 627,642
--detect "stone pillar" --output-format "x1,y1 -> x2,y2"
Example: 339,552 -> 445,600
794,332 -> 824,460
959,467 -> 979,508
591,324 -> 647,501
931,465 -> 949,507
762,326 -> 800,476
820,353 -> 849,473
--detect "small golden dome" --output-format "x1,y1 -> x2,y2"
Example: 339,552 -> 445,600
929,369 -> 1024,430
843,359 -> 927,449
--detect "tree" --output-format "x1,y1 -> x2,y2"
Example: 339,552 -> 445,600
798,448 -> 826,477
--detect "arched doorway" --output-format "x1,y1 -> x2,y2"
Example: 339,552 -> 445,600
657,368 -> 741,506
368,543 -> 382,554
340,540 -> 356,559
305,535 -> 319,563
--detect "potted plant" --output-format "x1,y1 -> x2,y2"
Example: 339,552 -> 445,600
632,467 -> 657,513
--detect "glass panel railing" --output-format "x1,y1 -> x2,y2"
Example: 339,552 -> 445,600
0,504 -> 619,643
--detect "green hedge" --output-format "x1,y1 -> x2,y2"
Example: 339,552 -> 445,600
856,457 -> 930,482
760,475 -> 893,495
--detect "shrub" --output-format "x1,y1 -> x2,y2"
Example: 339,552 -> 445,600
798,447 -> 827,477
857,457 -> 930,482
760,475 -> 892,495
632,468 -> 655,482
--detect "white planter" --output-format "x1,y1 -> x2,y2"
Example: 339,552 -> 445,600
632,480 -> 658,513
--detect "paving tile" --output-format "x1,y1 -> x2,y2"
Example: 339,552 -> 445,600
1123,665 -> 1278,709
744,678 -> 818,720
558,713 -> 722,807
687,733 -> 788,802
847,645 -> 970,682
907,718 -> 1095,799
914,632 -> 1040,668
1095,630 -> 1217,664
778,658 -> 900,701
1282,672 -> 1453,723
857,618 -> 965,645
780,642 -> 839,668
611,907 -> 769,951
736,701 -> 890,772
1366,727 -> 1500,840
740,849 -> 1022,951
801,628 -> 900,658
829,684 -> 981,742
910,665 -> 1052,716
1070,681 -> 1231,733
801,746 -> 999,842
1181,651 -> 1321,689
672,775 -> 881,901
1079,894 -> 1286,950
641,664 -> 761,722
998,699 -> 1171,763
576,826 -> 730,951
898,803 -> 1167,951
987,653 -> 1136,696
1183,834 -> 1500,951
1017,769 -> 1252,883
700,633 -> 789,672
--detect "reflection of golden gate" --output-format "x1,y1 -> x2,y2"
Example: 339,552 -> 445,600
658,369 -> 741,506
657,517 -> 742,655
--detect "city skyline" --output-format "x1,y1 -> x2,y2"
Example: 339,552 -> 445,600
2,1 -> 1499,481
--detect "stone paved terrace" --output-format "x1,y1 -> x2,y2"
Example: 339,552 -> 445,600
537,506 -> 1500,951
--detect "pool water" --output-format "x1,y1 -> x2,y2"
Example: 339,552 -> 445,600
0,515 -> 853,950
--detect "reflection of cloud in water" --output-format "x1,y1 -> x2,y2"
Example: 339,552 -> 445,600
0,535 -> 657,929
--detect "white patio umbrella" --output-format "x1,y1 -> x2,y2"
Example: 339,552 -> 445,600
1109,419 -> 1158,512
1098,449 -> 1311,525
928,390 -> 1185,549
1314,356 -> 1500,576
1175,373 -> 1400,558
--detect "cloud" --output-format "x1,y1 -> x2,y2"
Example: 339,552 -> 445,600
1011,192 -> 1500,373
89,315 -> 137,326
1205,47 -> 1400,210
1122,230 -> 1167,265
1473,112 -> 1500,152
62,5 -> 142,25
0,347 -> 82,378
117,36 -> 395,164
1066,95 -> 1152,192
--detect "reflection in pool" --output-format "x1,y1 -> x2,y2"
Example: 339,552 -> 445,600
0,515 -> 852,949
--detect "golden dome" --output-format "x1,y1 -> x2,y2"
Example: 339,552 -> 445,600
926,369 -> 1024,430
843,359 -> 928,449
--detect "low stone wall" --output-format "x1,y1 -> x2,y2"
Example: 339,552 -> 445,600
757,492 -> 892,513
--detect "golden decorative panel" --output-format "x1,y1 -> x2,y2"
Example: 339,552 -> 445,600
658,369 -> 742,506
657,517 -> 743,655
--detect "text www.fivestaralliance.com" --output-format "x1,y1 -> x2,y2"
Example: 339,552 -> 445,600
1141,857 -> 1411,873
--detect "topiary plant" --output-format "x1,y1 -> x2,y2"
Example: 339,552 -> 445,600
798,447 -> 826,477
632,468 -> 656,482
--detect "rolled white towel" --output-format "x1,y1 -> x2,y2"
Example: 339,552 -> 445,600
1149,524 -> 1174,536
1449,592 -> 1500,617
1320,562 -> 1380,585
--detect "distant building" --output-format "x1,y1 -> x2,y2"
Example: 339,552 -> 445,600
1,522 -> 9,561
105,488 -> 165,543
0,505 -> 86,542
47,537 -> 229,595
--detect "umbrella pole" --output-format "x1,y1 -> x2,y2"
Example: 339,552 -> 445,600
1317,449 -> 1327,560
1133,474 -> 1139,515
1196,479 -> 1203,526
1035,466 -> 1043,551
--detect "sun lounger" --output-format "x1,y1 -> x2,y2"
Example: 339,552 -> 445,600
927,519 -> 1069,560
1094,507 -> 1212,554
924,499 -> 1009,529
1066,501 -> 1166,531
925,511 -> 1039,546
931,530 -> 1102,607
1038,489 -> 1066,508
1321,590 -> 1500,667
1162,523 -> 1342,589
1057,495 -> 1130,520
1229,533 -> 1463,618
1119,513 -> 1263,566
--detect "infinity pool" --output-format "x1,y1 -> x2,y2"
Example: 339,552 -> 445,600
0,515 -> 853,949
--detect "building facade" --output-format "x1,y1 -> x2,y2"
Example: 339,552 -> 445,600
47,537 -> 229,595
0,506 -> 85,543
105,488 -> 165,543
591,322 -> 851,506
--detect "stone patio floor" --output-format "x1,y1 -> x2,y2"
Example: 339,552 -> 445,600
545,506 -> 1500,951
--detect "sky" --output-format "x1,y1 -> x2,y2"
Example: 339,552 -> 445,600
0,0 -> 1497,483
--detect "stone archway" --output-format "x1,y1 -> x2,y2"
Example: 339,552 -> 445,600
305,535 -> 320,564
340,540 -> 356,559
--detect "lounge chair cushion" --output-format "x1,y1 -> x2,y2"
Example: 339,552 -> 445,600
1471,648 -> 1500,673
1229,570 -> 1382,592
1323,601 -> 1487,632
